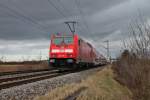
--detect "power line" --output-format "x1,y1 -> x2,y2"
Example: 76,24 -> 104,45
47,0 -> 88,35
77,21 -> 90,34
56,0 -> 72,17
74,0 -> 92,34
0,3 -> 47,33
10,0 -> 48,29
47,0 -> 68,19
47,0 -> 86,35
56,0 -> 77,21
47,0 -> 72,33
56,0 -> 84,34
104,40 -> 111,62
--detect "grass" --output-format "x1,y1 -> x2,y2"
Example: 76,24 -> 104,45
0,61 -> 48,72
35,66 -> 132,100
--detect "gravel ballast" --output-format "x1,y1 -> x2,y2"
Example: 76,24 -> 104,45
0,67 -> 102,100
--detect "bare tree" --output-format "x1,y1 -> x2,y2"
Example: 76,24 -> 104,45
113,19 -> 150,100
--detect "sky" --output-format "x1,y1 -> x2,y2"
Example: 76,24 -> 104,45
0,0 -> 150,61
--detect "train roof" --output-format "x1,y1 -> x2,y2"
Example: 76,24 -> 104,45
52,33 -> 77,36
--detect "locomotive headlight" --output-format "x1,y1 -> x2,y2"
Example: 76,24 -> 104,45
50,59 -> 55,63
65,49 -> 73,53
51,49 -> 60,53
67,59 -> 73,63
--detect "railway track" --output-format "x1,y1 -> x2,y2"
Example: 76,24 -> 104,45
0,66 -> 104,90
0,70 -> 58,82
0,69 -> 49,76
0,69 -> 70,90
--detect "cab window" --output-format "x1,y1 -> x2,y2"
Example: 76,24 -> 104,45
53,37 -> 73,45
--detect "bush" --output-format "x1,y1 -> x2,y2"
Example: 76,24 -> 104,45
112,50 -> 150,100
113,20 -> 150,100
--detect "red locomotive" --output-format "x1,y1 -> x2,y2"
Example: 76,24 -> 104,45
49,33 -> 106,68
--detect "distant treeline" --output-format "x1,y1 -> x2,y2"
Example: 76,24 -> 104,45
0,60 -> 48,65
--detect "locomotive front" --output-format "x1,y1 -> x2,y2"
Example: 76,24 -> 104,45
49,34 -> 78,67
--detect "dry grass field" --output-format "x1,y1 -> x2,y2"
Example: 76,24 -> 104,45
0,61 -> 49,72
35,66 -> 132,100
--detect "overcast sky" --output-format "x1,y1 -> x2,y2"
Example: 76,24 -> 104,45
0,0 -> 150,61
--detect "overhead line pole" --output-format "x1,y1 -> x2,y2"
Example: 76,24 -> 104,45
104,40 -> 110,62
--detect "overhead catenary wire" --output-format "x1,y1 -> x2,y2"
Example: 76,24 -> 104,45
47,0 -> 73,33
55,0 -> 77,22
47,0 -> 88,35
0,3 -> 48,33
1,0 -> 92,35
74,0 -> 92,35
9,0 -> 49,31
55,0 -> 93,37
55,0 -> 80,34
75,0 -> 109,59
56,0 -> 72,17
47,0 -> 68,19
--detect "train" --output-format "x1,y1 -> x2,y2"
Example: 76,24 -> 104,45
49,33 -> 107,69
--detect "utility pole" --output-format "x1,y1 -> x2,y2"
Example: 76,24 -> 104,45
64,21 -> 77,35
104,40 -> 110,62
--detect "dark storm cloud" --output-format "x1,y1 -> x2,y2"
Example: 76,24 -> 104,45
0,0 -> 150,60
0,0 -> 128,40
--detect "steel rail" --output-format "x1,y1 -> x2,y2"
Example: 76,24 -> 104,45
0,71 -> 69,90
0,70 -> 58,83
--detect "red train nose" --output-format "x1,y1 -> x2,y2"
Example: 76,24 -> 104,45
50,48 -> 74,58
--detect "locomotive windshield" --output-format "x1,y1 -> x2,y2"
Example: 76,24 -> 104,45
53,37 -> 73,45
